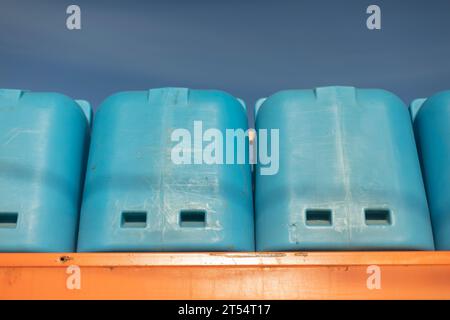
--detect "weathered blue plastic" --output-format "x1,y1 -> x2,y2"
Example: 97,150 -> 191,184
0,89 -> 91,252
255,86 -> 434,251
78,88 -> 254,252
411,91 -> 450,250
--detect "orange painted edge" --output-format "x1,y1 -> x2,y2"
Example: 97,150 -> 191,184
0,251 -> 450,267
1,252 -> 450,299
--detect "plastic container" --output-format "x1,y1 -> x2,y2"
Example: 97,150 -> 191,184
0,89 -> 91,252
411,91 -> 450,250
255,86 -> 434,251
78,87 -> 254,252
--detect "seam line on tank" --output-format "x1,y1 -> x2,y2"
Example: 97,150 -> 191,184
334,90 -> 352,247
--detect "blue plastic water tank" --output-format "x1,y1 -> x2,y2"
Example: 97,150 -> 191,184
411,91 -> 450,250
78,88 -> 254,252
0,89 -> 91,252
255,86 -> 434,251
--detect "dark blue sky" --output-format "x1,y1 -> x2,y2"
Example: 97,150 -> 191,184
1,0 -> 450,122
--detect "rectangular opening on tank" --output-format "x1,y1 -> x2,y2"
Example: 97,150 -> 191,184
180,210 -> 206,228
305,209 -> 332,226
121,211 -> 147,228
0,212 -> 18,228
365,209 -> 391,226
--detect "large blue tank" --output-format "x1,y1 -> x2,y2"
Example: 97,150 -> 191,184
411,91 -> 450,250
78,88 -> 254,252
0,89 -> 91,252
255,86 -> 434,251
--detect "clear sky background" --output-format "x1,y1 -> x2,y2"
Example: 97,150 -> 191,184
1,0 -> 450,123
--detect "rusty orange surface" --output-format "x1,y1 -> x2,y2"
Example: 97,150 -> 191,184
1,252 -> 450,299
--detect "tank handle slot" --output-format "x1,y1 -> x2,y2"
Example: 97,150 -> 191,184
0,212 -> 18,228
121,211 -> 147,228
364,209 -> 391,226
179,210 -> 207,228
305,209 -> 332,226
